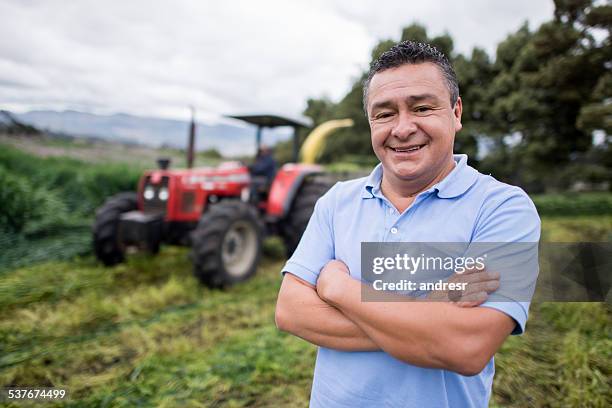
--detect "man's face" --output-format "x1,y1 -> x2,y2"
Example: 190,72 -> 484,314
366,62 -> 462,185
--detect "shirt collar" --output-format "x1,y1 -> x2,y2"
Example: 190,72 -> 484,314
362,163 -> 383,198
362,154 -> 479,199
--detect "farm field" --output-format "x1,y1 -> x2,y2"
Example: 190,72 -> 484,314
1,139 -> 610,407
0,134 -> 183,167
0,229 -> 610,407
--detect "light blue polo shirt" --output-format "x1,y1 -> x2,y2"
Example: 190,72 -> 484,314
281,154 -> 541,408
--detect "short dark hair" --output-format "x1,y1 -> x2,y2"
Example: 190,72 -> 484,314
362,41 -> 459,116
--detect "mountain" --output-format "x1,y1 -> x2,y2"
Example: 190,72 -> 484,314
12,110 -> 295,156
0,110 -> 40,135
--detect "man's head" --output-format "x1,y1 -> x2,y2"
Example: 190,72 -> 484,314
363,41 -> 463,190
257,144 -> 272,156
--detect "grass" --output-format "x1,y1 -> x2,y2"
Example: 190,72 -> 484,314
0,224 -> 610,407
0,245 -> 316,407
541,215 -> 612,242
492,302 -> 610,407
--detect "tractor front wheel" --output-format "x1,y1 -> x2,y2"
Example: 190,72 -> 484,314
93,192 -> 138,266
190,201 -> 263,287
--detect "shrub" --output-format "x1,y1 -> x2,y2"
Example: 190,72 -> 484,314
532,193 -> 612,217
0,166 -> 36,233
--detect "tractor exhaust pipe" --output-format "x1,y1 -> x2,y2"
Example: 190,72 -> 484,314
157,157 -> 171,170
187,106 -> 196,168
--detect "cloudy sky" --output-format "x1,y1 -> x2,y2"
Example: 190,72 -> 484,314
0,0 -> 554,124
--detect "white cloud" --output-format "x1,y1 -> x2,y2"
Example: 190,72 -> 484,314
0,0 -> 554,122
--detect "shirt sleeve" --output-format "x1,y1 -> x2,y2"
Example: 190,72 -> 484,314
469,186 -> 541,335
280,183 -> 338,286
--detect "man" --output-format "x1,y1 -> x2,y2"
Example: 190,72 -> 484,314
275,41 -> 540,407
248,144 -> 277,202
249,145 -> 277,183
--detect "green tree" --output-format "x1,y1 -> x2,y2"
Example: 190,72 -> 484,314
453,48 -> 496,166
481,0 -> 610,191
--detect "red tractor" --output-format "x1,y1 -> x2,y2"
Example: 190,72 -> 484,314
92,114 -> 352,287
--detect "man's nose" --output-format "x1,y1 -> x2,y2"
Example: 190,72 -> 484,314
390,111 -> 418,139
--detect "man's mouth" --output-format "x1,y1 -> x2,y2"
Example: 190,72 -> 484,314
388,144 -> 426,153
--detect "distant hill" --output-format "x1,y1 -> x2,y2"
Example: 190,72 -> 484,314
12,110 -> 295,156
0,110 -> 40,135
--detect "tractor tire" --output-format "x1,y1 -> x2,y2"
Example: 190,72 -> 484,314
281,178 -> 334,258
93,192 -> 138,266
191,201 -> 263,288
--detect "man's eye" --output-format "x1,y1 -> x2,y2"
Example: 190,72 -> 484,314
375,112 -> 394,119
415,106 -> 432,113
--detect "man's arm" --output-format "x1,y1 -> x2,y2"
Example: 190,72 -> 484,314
317,272 -> 515,376
276,261 -> 499,353
275,273 -> 379,351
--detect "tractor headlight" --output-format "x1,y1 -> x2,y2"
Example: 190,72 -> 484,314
240,187 -> 250,202
159,187 -> 169,201
144,186 -> 155,200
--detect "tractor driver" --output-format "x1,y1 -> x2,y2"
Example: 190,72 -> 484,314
248,144 -> 277,202
275,41 -> 540,407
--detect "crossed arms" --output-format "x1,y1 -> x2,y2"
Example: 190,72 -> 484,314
275,261 -> 515,376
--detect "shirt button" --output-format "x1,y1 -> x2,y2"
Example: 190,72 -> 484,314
391,227 -> 398,234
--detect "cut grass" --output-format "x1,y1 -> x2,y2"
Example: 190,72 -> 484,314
0,223 -> 610,407
493,302 -> 610,407
0,246 -> 315,407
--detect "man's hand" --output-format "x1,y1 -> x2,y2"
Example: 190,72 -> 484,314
316,259 -> 351,304
426,268 -> 500,307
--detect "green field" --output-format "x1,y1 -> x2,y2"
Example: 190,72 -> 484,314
1,141 -> 610,407
0,222 -> 610,407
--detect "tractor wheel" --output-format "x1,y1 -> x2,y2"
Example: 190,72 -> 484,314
93,192 -> 138,266
191,201 -> 263,287
281,178 -> 333,258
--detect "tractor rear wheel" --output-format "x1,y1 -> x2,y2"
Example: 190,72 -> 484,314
191,201 -> 263,287
281,178 -> 333,258
93,192 -> 138,266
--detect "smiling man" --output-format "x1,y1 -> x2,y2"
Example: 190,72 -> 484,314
275,41 -> 540,407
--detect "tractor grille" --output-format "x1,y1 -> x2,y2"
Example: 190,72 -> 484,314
142,176 -> 169,214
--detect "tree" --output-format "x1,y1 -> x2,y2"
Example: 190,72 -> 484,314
453,48 -> 496,166
481,0 -> 610,191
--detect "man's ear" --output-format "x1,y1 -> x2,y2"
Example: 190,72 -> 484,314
453,97 -> 463,132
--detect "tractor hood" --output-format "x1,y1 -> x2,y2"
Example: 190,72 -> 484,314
138,162 -> 251,220
143,161 -> 250,187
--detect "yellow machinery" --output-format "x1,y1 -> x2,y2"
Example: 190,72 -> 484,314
299,119 -> 354,164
